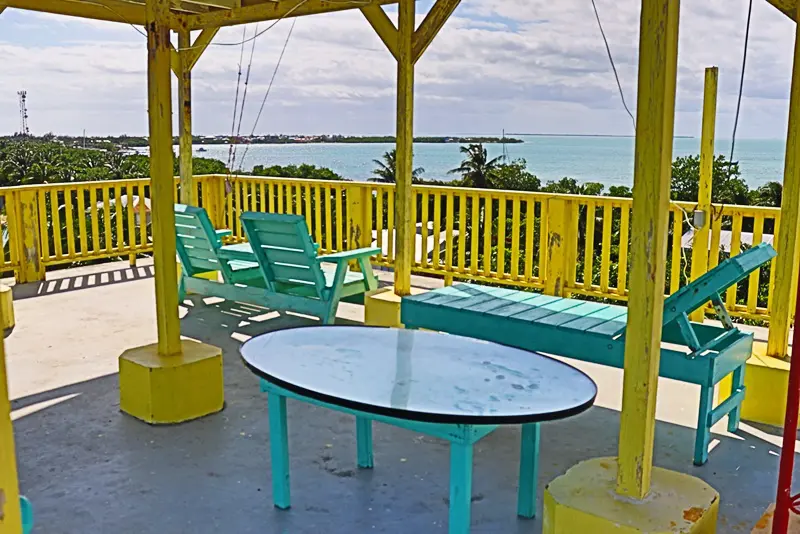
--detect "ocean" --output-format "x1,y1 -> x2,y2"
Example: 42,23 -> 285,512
184,135 -> 787,189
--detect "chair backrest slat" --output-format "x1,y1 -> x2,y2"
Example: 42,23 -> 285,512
175,204 -> 234,282
241,212 -> 326,297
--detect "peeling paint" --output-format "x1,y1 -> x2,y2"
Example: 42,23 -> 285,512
682,506 -> 705,523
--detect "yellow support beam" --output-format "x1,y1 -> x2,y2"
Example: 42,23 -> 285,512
616,0 -> 680,500
360,4 -> 398,60
1,0 -> 161,27
178,25 -> 195,206
689,66 -> 718,322
0,307 -> 22,534
768,1 -> 800,359
184,27 -> 219,70
412,0 -> 460,64
393,0 -> 414,296
147,0 -> 182,356
187,0 -> 397,29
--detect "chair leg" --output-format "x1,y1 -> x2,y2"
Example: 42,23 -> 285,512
517,423 -> 540,519
449,441 -> 474,534
178,276 -> 186,304
694,385 -> 714,466
268,393 -> 291,509
356,416 -> 373,468
727,365 -> 746,433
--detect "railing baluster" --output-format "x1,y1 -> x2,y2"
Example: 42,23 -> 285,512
89,187 -> 99,254
583,200 -> 595,290
525,199 -> 535,282
420,191 -> 429,268
38,189 -> 51,262
376,189 -> 384,261
708,209 -> 722,270
470,194 -> 479,275
313,184 -> 322,246
387,189 -> 395,261
138,184 -> 147,249
304,184 -> 312,230
410,186 -> 416,265
617,205 -> 630,295
52,189 -> 63,259
457,193 -> 466,274
483,197 -> 492,276
748,215 -> 764,313
511,197 -> 521,280
445,193 -> 454,274
114,184 -> 124,251
127,184 -> 136,253
600,204 -> 612,292
432,192 -> 442,270
336,187 -> 344,252
77,187 -> 88,257
669,209 -> 683,294
768,214 -> 780,315
726,214 -> 743,308
103,186 -> 113,253
537,199 -> 547,283
497,195 -> 506,278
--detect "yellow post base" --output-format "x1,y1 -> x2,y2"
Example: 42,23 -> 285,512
544,458 -> 719,534
752,504 -> 800,533
364,286 -> 427,328
719,343 -> 793,428
119,340 -> 224,424
0,285 -> 15,337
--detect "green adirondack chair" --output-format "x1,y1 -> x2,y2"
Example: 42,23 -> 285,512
402,243 -> 778,466
238,212 -> 380,323
175,205 -> 381,324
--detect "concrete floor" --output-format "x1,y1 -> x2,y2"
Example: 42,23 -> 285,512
4,259 -> 795,533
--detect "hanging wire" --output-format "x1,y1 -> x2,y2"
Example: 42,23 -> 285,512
239,18 -> 298,170
229,23 -> 261,173
226,25 -> 249,177
590,0 -> 636,130
729,0 -> 754,170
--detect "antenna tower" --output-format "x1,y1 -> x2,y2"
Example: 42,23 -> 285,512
17,91 -> 29,136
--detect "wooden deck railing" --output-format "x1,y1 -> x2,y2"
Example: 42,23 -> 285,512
0,173 -> 780,323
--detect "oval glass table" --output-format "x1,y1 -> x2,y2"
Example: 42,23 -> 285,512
240,326 -> 597,534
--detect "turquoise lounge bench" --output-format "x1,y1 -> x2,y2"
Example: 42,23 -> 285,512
175,205 -> 381,324
401,243 -> 777,466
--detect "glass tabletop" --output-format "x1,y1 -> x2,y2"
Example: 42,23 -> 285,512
240,326 -> 597,424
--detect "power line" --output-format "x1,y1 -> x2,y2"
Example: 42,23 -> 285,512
729,0 -> 754,169
590,0 -> 636,130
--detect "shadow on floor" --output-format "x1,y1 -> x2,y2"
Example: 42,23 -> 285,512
12,264 -> 155,300
10,298 -> 787,534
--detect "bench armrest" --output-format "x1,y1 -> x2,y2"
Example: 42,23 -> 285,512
317,247 -> 381,263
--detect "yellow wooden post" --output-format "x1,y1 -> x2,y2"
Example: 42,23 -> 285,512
347,184 -> 372,250
14,189 -> 44,284
768,4 -> 800,359
616,0 -> 681,500
147,0 -> 181,357
0,304 -> 22,534
393,0 -> 415,297
543,197 -> 571,297
177,24 -> 194,206
689,67 -> 718,322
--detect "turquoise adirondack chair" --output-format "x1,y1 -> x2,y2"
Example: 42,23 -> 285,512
175,204 -> 263,302
402,243 -> 778,465
239,212 -> 380,324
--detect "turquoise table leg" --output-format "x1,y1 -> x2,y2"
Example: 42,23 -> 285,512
694,385 -> 713,466
517,423 -> 540,518
449,440 -> 474,534
356,416 -> 374,468
727,365 -> 745,432
268,392 -> 291,509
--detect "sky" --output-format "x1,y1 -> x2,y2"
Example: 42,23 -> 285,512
0,0 -> 796,138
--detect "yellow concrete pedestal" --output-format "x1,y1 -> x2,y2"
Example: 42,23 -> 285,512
544,457 -> 719,534
119,340 -> 224,424
719,343 -> 792,428
0,284 -> 15,337
364,286 -> 427,328
752,504 -> 800,533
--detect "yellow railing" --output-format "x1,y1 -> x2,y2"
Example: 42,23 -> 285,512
0,173 -> 780,323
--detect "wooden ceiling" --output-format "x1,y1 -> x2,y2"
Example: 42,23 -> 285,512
0,0 -> 400,29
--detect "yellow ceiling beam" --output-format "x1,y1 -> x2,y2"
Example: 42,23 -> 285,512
360,4 -> 398,60
187,0 -> 240,7
171,25 -> 219,74
171,0 -> 210,13
0,0 -> 168,26
766,0 -> 796,20
412,0 -> 459,64
186,0 -> 398,30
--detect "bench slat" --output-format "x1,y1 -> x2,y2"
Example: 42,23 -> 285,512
534,302 -> 611,327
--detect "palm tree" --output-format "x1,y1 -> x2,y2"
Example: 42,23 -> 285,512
448,143 -> 505,188
370,149 -> 424,183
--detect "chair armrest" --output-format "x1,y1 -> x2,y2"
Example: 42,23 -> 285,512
317,247 -> 381,263
215,229 -> 232,239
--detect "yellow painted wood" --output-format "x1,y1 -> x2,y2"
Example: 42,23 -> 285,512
325,186 -> 333,253
470,194 -> 479,275
538,199 -> 548,282
360,4 -> 398,59
768,0 -> 800,358
617,0 -> 681,500
670,210 -> 682,294
768,215 -> 780,314
412,0 -> 460,63
393,0 -> 415,295
16,189 -> 44,283
77,187 -> 88,256
376,190 -> 384,260
187,0 -> 397,30
184,27 -> 219,70
689,67 -> 718,321
0,308 -> 22,534
544,197 -> 570,296
709,211 -> 722,270
51,190 -> 63,259
600,204 -> 612,292
497,195 -> 507,276
2,0 -> 154,26
64,188 -> 76,257
410,187 -> 417,263
748,216 -> 764,314
387,190 -> 395,259
335,187 -> 344,251
511,197 -> 520,279
102,186 -> 112,253
147,0 -> 182,357
583,201 -> 595,290
525,200 -> 535,281
726,215 -> 743,308
89,187 -> 99,253
457,193 -> 466,272
567,202 -> 579,289
445,193 -> 454,272
766,0 -> 796,21
432,193 -> 442,269
138,184 -> 148,247
126,185 -> 136,252
482,197 -> 492,275
177,25 -> 194,206
304,184 -> 313,232
420,192 -> 429,268
114,184 -> 124,250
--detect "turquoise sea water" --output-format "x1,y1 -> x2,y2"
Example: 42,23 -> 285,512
186,135 -> 787,189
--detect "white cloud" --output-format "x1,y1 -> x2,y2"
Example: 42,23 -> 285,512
0,0 -> 795,137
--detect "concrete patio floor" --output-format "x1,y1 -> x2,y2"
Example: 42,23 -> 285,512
4,259 -> 796,533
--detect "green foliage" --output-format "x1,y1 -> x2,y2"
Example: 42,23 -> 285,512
370,149 -> 425,183
606,185 -> 633,197
671,154 -> 750,205
182,157 -> 229,175
750,181 -> 782,207
541,177 -> 604,196
449,144 -> 505,188
488,158 -> 541,192
250,163 -> 347,181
